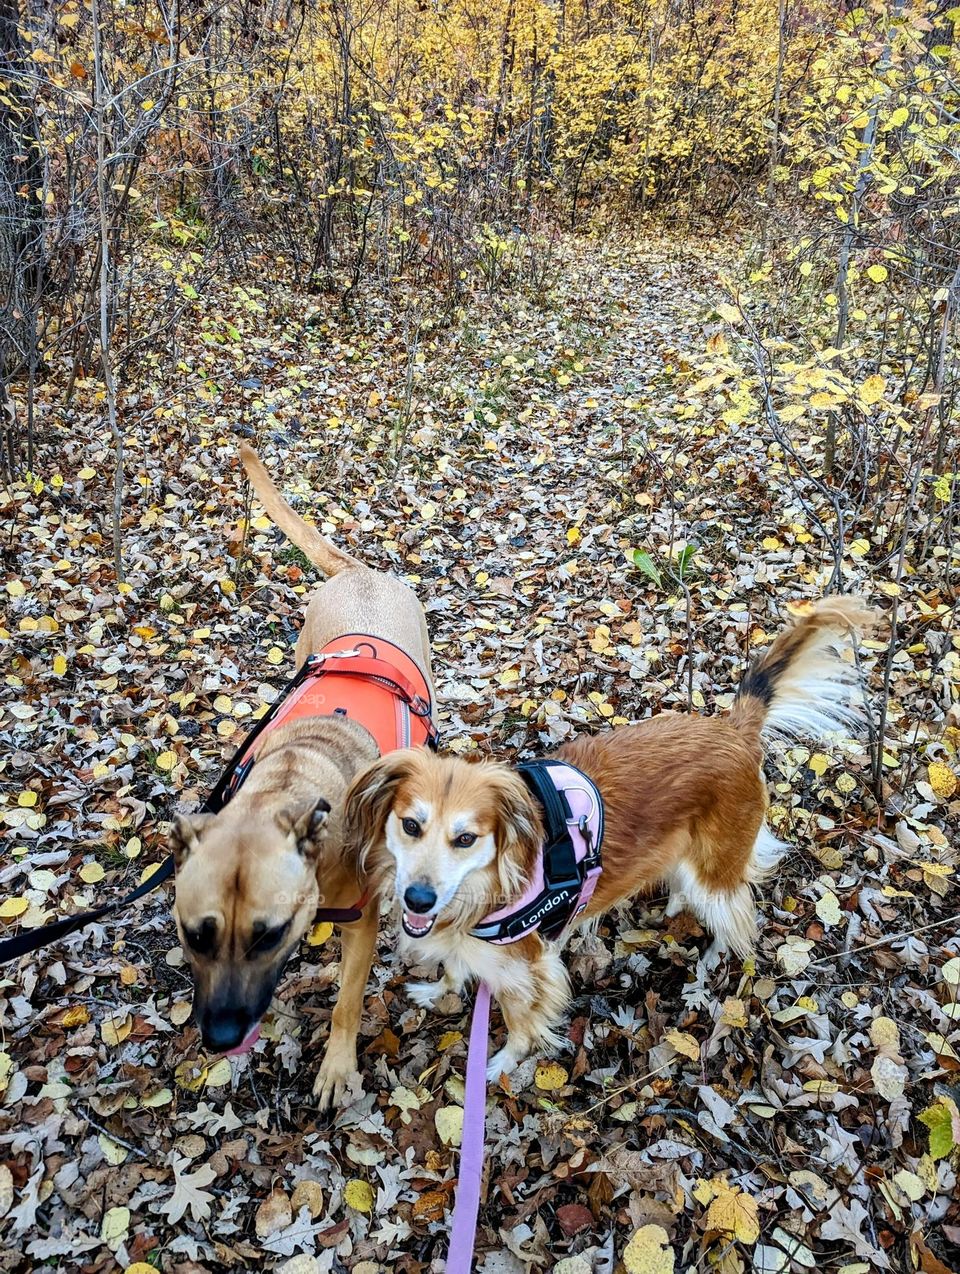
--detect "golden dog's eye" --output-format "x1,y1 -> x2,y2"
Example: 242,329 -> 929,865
401,817 -> 421,838
454,832 -> 477,848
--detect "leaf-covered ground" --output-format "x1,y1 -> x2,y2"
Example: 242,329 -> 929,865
1,233 -> 959,1274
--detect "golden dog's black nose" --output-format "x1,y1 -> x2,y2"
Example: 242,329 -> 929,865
403,882 -> 437,914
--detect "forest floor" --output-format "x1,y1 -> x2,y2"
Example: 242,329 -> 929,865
1,230 -> 959,1274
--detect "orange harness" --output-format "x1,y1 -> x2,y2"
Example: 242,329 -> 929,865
212,634 -> 437,924
224,634 -> 438,801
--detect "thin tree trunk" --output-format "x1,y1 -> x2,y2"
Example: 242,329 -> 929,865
92,0 -> 124,583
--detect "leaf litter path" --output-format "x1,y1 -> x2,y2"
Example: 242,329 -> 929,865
1,232 -> 958,1273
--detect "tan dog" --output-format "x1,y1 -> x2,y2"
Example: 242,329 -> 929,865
171,444 -> 434,1107
346,598 -> 873,1079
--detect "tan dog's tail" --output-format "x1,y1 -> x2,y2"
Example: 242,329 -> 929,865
239,443 -> 362,577
730,597 -> 876,742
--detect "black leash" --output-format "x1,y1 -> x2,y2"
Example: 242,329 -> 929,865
0,856 -> 176,965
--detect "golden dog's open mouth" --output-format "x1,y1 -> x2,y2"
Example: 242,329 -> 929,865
402,910 -> 436,938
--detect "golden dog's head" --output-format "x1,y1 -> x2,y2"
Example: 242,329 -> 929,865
170,797 -> 330,1054
346,749 -> 542,938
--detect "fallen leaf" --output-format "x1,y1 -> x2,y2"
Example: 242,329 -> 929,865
623,1223 -> 675,1274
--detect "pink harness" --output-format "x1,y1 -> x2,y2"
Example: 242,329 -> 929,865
469,760 -> 604,945
448,759 -> 604,1273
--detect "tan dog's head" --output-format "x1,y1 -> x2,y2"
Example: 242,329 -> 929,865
346,749 -> 542,937
171,796 -> 330,1054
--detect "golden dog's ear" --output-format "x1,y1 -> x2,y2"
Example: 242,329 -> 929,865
277,797 -> 331,860
345,750 -> 419,862
170,812 -> 215,869
488,770 -> 543,902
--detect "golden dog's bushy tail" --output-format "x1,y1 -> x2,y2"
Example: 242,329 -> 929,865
730,596 -> 877,742
239,443 -> 362,577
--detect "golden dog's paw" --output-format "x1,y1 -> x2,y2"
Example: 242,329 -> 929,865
406,979 -> 445,1010
313,1048 -> 360,1110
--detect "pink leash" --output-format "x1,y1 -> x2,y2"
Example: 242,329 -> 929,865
447,980 -> 492,1273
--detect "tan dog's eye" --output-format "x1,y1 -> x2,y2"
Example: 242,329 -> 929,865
184,917 -> 217,957
401,817 -> 421,838
247,919 -> 291,959
453,832 -> 477,848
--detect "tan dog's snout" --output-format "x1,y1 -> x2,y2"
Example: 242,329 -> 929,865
171,799 -> 329,1054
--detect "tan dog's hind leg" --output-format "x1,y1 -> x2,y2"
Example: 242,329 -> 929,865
313,904 -> 379,1109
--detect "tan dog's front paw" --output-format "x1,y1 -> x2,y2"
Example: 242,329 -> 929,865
313,1044 -> 360,1110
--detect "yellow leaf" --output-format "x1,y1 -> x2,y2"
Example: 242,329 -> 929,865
849,538 -> 870,558
761,537 -> 781,550
438,1031 -> 463,1050
156,750 -> 177,772
63,1005 -> 90,1028
6,580 -> 25,597
623,1223 -> 675,1274
175,1059 -> 209,1091
101,1014 -> 133,1046
777,402 -> 806,423
435,1105 -> 464,1146
141,1087 -> 173,1107
0,898 -> 28,920
419,502 -> 437,520
78,467 -> 96,479
307,921 -> 334,946
716,302 -> 741,324
266,646 -> 284,665
534,1061 -> 569,1091
17,790 -> 37,807
866,264 -> 888,283
704,1180 -> 760,1245
567,526 -> 581,545
99,1134 -> 128,1165
869,1016 -> 901,1051
664,1029 -> 700,1060
815,890 -> 843,927
101,1205 -> 130,1247
809,753 -> 831,777
927,762 -> 957,799
885,106 -> 909,129
877,581 -> 900,597
53,654 -> 68,675
205,1058 -> 233,1086
344,1179 -> 374,1212
859,374 -> 886,405
721,997 -> 748,1028
80,862 -> 105,884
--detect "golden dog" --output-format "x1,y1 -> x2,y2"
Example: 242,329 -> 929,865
345,598 -> 873,1079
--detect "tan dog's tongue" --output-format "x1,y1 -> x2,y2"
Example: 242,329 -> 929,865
225,1024 -> 261,1056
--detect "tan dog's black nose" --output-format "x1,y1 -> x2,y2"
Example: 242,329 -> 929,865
203,1007 -> 251,1053
403,882 -> 437,914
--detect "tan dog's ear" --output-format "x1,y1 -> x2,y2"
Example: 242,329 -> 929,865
488,770 -> 543,902
345,750 -> 418,862
277,797 -> 331,860
170,812 -> 215,869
